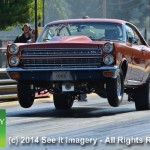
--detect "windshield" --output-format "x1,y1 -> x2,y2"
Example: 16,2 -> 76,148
37,22 -> 124,42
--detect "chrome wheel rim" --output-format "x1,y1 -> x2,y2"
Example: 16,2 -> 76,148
117,74 -> 122,100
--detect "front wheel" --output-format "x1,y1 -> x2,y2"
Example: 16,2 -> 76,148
106,70 -> 124,107
53,94 -> 74,110
17,81 -> 35,108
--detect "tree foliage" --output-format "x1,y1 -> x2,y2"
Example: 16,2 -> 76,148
0,0 -> 42,30
68,0 -> 100,19
1,0 -> 150,31
106,0 -> 150,28
44,0 -> 71,23
45,0 -> 150,29
45,0 -> 101,24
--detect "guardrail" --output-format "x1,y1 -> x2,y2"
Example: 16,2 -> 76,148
0,48 -> 7,68
0,47 -> 18,100
0,47 -> 51,101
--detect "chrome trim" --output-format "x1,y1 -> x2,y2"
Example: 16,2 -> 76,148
127,80 -> 141,83
21,48 -> 101,50
126,80 -> 141,85
20,47 -> 102,69
21,48 -> 102,56
23,63 -> 101,66
21,56 -> 102,59
7,66 -> 119,71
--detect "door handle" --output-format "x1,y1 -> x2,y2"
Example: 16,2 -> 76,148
141,49 -> 146,56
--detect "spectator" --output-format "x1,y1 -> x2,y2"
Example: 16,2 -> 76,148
14,23 -> 32,43
27,29 -> 35,43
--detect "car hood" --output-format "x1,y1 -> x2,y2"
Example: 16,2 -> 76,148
44,36 -> 93,43
17,36 -> 109,50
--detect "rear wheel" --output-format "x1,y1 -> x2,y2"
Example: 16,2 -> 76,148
53,94 -> 74,110
134,78 -> 150,110
17,81 -> 35,108
106,70 -> 124,107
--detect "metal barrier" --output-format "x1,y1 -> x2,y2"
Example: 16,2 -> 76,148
0,48 -> 7,68
0,47 -> 51,100
0,48 -> 17,100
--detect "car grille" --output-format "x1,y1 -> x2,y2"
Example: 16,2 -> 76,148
20,48 -> 102,69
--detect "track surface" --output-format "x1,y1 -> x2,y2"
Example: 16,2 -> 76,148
1,94 -> 150,150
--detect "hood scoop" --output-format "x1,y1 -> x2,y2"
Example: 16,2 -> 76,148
49,36 -> 92,43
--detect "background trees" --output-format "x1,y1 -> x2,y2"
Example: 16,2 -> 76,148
0,0 -> 42,30
44,0 -> 150,30
1,0 -> 150,30
105,0 -> 149,28
44,0 -> 71,23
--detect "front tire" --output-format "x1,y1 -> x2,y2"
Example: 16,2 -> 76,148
106,70 -> 124,107
134,78 -> 150,110
53,94 -> 74,110
17,81 -> 35,108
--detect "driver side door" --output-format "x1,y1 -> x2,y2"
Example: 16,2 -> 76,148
125,24 -> 147,85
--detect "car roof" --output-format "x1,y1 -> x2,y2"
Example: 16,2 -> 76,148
46,18 -> 126,26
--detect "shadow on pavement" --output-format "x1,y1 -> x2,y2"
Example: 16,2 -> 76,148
7,105 -> 135,118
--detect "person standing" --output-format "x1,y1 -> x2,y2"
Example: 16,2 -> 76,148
27,29 -> 35,43
14,23 -> 32,43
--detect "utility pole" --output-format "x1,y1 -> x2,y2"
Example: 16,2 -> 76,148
42,0 -> 45,27
118,0 -> 121,10
100,0 -> 107,18
35,0 -> 38,41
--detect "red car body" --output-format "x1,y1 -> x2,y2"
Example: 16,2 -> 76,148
6,18 -> 150,110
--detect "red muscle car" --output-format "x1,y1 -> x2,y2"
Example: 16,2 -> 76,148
6,18 -> 150,110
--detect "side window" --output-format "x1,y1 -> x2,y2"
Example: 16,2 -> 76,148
126,25 -> 135,43
132,29 -> 142,45
126,24 -> 143,45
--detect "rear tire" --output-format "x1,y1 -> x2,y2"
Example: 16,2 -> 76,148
134,79 -> 150,110
106,70 -> 124,107
17,81 -> 35,108
53,94 -> 74,110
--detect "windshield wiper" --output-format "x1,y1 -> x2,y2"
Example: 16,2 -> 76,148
90,38 -> 103,41
43,38 -> 51,42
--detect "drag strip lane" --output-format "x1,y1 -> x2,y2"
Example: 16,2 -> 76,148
1,94 -> 150,150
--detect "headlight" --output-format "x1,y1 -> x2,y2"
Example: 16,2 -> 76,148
103,54 -> 114,65
103,42 -> 113,53
9,44 -> 19,54
9,56 -> 19,66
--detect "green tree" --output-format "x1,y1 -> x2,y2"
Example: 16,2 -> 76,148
68,0 -> 100,18
0,0 -> 42,30
106,0 -> 150,28
45,0 -> 71,23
